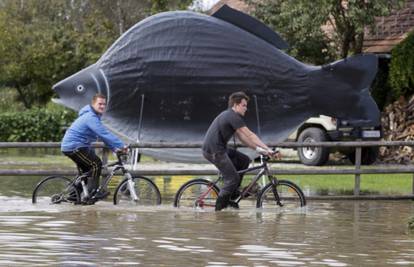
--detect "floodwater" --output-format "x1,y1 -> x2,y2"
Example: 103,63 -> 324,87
0,176 -> 413,266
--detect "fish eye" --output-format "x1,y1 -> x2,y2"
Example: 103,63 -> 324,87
76,84 -> 85,94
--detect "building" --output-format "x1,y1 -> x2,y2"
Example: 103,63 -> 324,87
363,0 -> 414,53
209,0 -> 414,53
207,0 -> 250,14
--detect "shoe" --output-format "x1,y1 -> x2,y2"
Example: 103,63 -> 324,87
230,190 -> 241,201
215,195 -> 230,211
93,190 -> 110,200
80,192 -> 95,205
228,200 -> 239,209
81,198 -> 96,205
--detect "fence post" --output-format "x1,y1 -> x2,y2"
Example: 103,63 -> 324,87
354,143 -> 362,196
412,173 -> 414,195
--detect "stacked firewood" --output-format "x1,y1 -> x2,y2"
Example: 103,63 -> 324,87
380,95 -> 414,163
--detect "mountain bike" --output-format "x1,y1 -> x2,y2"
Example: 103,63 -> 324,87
174,155 -> 306,210
32,150 -> 161,206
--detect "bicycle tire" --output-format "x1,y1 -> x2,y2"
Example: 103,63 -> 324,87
113,176 -> 161,206
256,180 -> 306,209
174,178 -> 220,209
32,176 -> 80,205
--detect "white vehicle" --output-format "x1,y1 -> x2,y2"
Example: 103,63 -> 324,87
288,115 -> 381,166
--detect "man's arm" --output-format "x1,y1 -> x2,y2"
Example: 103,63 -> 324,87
235,127 -> 281,158
88,116 -> 125,151
235,127 -> 271,151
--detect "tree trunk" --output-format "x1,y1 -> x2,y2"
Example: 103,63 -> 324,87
340,34 -> 350,58
15,86 -> 31,109
116,0 -> 125,35
353,32 -> 364,54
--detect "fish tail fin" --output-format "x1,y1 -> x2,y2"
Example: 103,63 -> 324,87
309,54 -> 380,126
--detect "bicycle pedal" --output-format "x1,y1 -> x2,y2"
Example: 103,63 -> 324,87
228,201 -> 239,209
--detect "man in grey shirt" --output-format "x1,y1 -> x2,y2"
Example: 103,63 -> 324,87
202,91 -> 279,211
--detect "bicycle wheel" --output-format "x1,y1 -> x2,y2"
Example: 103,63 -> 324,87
257,180 -> 306,210
113,176 -> 161,206
32,176 -> 80,205
174,178 -> 220,209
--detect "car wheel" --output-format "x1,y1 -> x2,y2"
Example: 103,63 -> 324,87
297,127 -> 330,166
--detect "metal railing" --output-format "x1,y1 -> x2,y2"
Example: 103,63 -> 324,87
1,141 -> 414,199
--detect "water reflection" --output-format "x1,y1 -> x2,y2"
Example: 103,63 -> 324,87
0,201 -> 411,266
0,175 -> 413,266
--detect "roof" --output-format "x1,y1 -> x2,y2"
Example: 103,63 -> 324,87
363,0 -> 414,53
207,0 -> 250,15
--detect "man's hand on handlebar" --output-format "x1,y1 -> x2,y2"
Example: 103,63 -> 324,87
269,150 -> 282,160
115,145 -> 129,155
256,146 -> 282,159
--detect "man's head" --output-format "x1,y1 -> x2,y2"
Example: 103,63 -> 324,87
229,91 -> 249,116
91,94 -> 106,114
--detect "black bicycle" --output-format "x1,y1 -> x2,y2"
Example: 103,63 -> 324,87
174,155 -> 306,210
32,150 -> 161,206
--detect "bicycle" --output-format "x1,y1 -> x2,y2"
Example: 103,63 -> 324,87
32,150 -> 161,206
173,155 -> 306,210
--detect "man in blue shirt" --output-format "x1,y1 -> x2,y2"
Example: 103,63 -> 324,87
61,93 -> 126,202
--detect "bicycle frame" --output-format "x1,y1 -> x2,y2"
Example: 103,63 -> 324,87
76,153 -> 140,202
196,156 -> 280,206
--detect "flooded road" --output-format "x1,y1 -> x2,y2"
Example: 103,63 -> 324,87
0,196 -> 413,266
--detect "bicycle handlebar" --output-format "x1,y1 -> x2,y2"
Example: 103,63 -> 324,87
261,155 -> 270,161
107,145 -> 130,167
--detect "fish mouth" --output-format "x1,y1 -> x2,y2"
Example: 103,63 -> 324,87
52,64 -> 109,111
51,97 -> 82,111
51,97 -> 72,109
51,98 -> 64,105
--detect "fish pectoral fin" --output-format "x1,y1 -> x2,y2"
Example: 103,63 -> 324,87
211,4 -> 289,50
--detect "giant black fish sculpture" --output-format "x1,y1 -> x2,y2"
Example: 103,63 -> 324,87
53,5 -> 380,162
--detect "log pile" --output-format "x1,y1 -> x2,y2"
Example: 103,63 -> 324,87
380,95 -> 414,163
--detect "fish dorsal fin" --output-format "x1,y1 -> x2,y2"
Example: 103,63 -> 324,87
212,4 -> 289,50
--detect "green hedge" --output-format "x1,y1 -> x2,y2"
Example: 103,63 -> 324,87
389,30 -> 414,98
0,108 -> 76,141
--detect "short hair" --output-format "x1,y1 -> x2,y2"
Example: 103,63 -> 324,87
228,91 -> 250,108
92,93 -> 106,104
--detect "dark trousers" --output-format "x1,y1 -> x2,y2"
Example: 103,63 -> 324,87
203,148 -> 250,197
63,148 -> 102,192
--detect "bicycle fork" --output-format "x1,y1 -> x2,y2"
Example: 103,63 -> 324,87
270,178 -> 283,207
125,173 -> 139,201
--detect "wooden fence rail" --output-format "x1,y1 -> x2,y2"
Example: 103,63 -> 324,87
1,141 -> 414,199
2,140 -> 414,148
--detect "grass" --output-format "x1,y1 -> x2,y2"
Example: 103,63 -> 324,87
282,174 -> 413,195
236,173 -> 413,196
1,148 -> 413,196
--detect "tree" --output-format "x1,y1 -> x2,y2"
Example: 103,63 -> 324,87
389,30 -> 414,98
250,0 -> 406,62
250,0 -> 333,64
0,0 -> 194,108
0,0 -> 112,108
